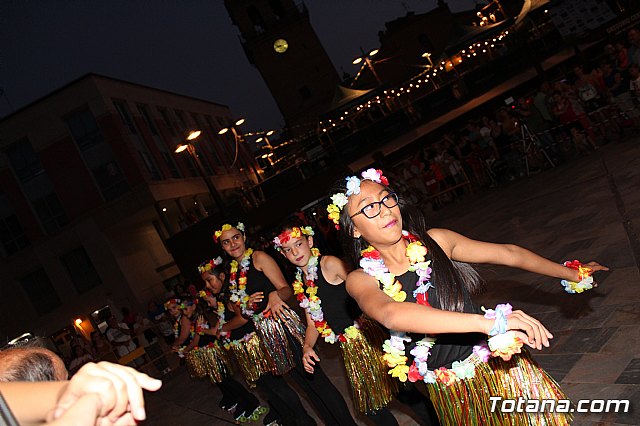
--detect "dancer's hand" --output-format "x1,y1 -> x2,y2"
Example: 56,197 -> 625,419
302,346 -> 320,374
265,291 -> 288,320
504,310 -> 553,351
248,291 -> 264,306
46,362 -> 162,425
583,261 -> 609,287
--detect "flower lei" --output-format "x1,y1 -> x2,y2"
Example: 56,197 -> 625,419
213,222 -> 245,242
197,290 -> 229,337
561,260 -> 594,293
273,226 -> 314,250
360,232 -> 522,385
327,168 -> 389,229
292,247 -> 360,344
229,248 -> 254,316
197,257 -> 223,274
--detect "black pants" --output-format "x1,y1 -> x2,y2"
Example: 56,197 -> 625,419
396,383 -> 440,425
286,339 -> 356,426
256,373 -> 316,426
216,377 -> 259,414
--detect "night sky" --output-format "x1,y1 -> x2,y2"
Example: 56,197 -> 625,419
1,0 -> 475,131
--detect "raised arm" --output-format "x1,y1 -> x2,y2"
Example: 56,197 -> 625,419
428,228 -> 608,283
346,270 -> 551,350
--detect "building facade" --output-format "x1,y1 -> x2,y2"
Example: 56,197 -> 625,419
0,73 -> 254,342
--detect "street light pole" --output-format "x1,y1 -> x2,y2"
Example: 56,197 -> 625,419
175,131 -> 226,216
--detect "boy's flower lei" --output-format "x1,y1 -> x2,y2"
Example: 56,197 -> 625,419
561,260 -> 594,294
213,222 -> 245,242
273,226 -> 314,250
197,256 -> 223,274
326,168 -> 389,229
229,248 -> 254,316
360,232 -> 521,385
292,246 -> 361,344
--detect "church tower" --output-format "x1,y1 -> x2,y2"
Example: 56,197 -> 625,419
224,0 -> 340,129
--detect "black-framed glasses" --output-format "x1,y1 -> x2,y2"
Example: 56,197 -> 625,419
350,192 -> 399,219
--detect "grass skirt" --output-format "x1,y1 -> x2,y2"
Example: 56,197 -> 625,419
252,306 -> 305,375
226,332 -> 272,386
425,349 -> 572,425
198,342 -> 235,383
340,318 -> 398,414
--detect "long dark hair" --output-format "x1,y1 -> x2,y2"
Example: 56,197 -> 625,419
198,258 -> 232,306
330,177 -> 483,312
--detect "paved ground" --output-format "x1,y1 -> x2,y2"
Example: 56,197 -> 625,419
144,137 -> 640,425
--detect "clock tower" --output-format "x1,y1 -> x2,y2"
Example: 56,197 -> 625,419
224,0 -> 340,129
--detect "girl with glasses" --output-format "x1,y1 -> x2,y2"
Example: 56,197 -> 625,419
326,168 -> 607,425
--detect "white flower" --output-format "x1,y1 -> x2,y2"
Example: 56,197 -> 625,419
361,168 -> 381,183
273,237 -> 281,247
345,176 -> 361,196
330,193 -> 349,209
324,333 -> 336,344
236,222 -> 245,232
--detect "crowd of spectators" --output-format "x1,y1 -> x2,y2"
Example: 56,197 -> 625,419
378,28 -> 640,209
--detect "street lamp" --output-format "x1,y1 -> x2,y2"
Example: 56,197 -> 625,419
174,130 -> 226,215
218,118 -> 263,182
353,48 -> 383,85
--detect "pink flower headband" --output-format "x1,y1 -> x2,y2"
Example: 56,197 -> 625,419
326,168 -> 389,229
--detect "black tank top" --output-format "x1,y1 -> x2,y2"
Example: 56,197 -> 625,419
175,315 -> 192,348
218,292 -> 256,341
395,262 -> 483,369
245,253 -> 277,314
314,258 -> 362,334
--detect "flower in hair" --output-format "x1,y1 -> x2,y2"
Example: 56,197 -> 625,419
198,290 -> 213,298
163,298 -> 181,310
345,176 -> 361,196
213,223 -> 244,242
330,193 -> 348,209
273,226 -> 314,250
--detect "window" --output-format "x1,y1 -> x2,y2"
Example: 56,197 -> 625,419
140,152 -> 162,180
62,247 -> 102,294
299,86 -> 312,100
158,108 -> 177,136
138,104 -> 159,136
21,268 -> 61,316
32,192 -> 68,234
0,214 -> 29,255
4,139 -> 44,183
66,109 -> 105,150
92,161 -> 129,201
174,110 -> 188,133
114,101 -> 137,134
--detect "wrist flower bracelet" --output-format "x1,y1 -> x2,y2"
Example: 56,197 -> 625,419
561,260 -> 594,294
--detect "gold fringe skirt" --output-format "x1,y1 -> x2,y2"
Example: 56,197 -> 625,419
198,342 -> 235,383
340,318 -> 398,414
185,348 -> 207,379
252,306 -> 305,375
226,332 -> 272,386
425,350 -> 573,426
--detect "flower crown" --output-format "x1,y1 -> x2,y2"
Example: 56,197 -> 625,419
326,168 -> 390,229
163,298 -> 181,310
197,256 -> 223,274
273,226 -> 314,250
198,289 -> 213,298
213,222 -> 245,242
179,299 -> 197,310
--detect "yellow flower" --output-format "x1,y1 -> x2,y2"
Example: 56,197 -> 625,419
389,364 -> 410,382
406,242 -> 428,264
306,286 -> 318,296
344,326 -> 360,340
311,247 -> 320,257
392,290 -> 407,302
383,352 -> 408,367
327,204 -> 340,214
328,211 -> 340,222
290,228 -> 302,238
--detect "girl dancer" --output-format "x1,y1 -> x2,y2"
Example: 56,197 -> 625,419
273,222 -> 439,425
214,222 -> 357,426
326,168 -> 607,425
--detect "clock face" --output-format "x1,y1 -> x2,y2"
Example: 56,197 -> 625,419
273,39 -> 288,53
